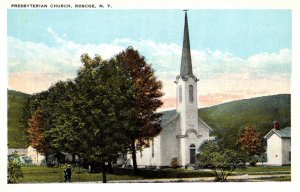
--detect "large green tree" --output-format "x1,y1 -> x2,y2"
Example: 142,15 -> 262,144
116,47 -> 164,174
51,54 -> 134,183
23,47 -> 163,180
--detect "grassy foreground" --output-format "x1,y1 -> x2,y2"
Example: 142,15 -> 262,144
19,166 -> 142,183
17,165 -> 291,183
234,165 -> 291,174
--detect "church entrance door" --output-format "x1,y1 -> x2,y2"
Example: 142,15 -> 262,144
189,144 -> 196,164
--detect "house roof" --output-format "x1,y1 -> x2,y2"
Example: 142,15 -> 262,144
199,118 -> 214,131
8,148 -> 27,155
264,127 -> 291,139
160,109 -> 179,126
159,109 -> 213,131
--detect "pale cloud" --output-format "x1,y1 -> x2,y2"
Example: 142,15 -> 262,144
47,27 -> 67,44
8,28 -> 291,107
247,48 -> 291,74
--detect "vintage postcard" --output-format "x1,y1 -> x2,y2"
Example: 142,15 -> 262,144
1,0 -> 299,192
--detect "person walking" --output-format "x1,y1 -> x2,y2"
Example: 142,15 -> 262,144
64,165 -> 72,182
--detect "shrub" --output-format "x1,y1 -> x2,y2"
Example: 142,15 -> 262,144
8,152 -> 23,183
197,140 -> 246,182
170,158 -> 179,169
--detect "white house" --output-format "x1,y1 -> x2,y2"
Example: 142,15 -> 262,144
8,146 -> 45,165
264,123 -> 291,166
129,12 -> 212,168
26,146 -> 46,165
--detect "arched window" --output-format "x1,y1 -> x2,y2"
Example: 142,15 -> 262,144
179,85 -> 182,103
189,85 -> 193,102
189,144 -> 196,164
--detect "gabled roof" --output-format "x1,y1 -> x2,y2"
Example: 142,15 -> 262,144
264,127 -> 291,139
199,117 -> 214,132
160,109 -> 179,126
159,109 -> 213,132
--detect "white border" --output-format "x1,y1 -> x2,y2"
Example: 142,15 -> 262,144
1,0 -> 299,192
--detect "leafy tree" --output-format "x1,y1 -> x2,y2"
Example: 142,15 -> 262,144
23,47 -> 163,180
212,127 -> 237,150
197,140 -> 246,182
24,82 -> 74,157
46,54 -> 134,183
28,109 -> 45,152
236,125 -> 265,166
41,80 -> 82,161
116,47 -> 164,174
7,152 -> 23,183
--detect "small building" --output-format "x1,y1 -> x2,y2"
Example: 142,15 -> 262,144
8,148 -> 27,156
264,122 -> 291,166
27,146 -> 45,165
8,146 -> 45,165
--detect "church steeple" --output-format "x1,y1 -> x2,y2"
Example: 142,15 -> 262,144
176,10 -> 201,167
180,11 -> 193,77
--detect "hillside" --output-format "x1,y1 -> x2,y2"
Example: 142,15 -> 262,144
199,94 -> 291,148
8,89 -> 30,148
8,90 -> 291,149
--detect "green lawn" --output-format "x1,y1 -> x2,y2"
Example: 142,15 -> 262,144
234,165 -> 291,175
253,176 -> 291,182
19,166 -> 142,183
17,165 -> 291,183
19,165 -> 215,183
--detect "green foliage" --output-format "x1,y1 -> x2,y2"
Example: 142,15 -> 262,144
197,140 -> 246,182
8,152 -> 24,183
8,90 -> 30,148
70,54 -> 134,165
22,53 -> 137,182
199,94 -> 291,150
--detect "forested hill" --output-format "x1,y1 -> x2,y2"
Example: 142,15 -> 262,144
8,89 -> 30,148
199,94 -> 291,148
8,89 -> 291,149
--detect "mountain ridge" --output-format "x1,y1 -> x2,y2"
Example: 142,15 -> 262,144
7,89 -> 291,149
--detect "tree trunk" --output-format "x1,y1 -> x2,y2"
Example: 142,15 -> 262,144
72,154 -> 76,163
107,161 -> 113,174
131,139 -> 139,175
101,162 -> 107,183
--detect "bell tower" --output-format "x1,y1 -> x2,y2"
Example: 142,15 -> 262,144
175,10 -> 199,166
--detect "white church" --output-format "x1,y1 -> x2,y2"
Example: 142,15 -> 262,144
130,12 -> 212,168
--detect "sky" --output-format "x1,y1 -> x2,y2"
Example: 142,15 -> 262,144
7,9 -> 292,108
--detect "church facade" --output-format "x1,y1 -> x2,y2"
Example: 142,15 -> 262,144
131,12 -> 212,168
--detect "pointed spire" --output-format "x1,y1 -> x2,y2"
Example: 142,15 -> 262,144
180,11 -> 193,77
